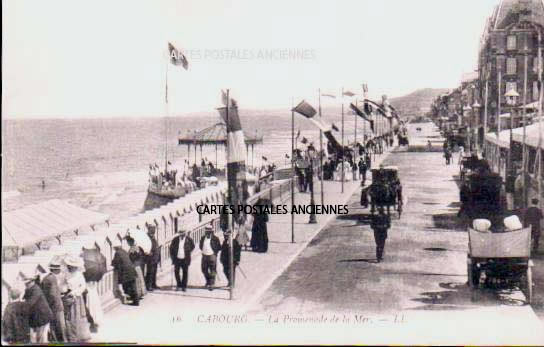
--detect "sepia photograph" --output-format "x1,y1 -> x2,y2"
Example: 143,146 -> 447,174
2,0 -> 544,345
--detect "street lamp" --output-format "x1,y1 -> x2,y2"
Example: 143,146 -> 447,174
463,105 -> 472,150
505,88 -> 519,209
307,146 -> 318,224
472,101 -> 481,151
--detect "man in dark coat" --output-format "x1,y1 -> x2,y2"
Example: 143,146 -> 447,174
111,242 -> 139,306
169,228 -> 195,291
23,274 -> 53,343
525,198 -> 543,252
220,230 -> 242,287
40,259 -> 67,342
145,226 -> 161,291
199,225 -> 221,290
370,207 -> 391,262
358,157 -> 368,186
2,287 -> 30,344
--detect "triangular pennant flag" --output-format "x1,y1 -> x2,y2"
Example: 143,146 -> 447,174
321,93 -> 336,98
343,90 -> 356,97
332,123 -> 339,132
262,156 -> 268,161
168,42 -> 188,70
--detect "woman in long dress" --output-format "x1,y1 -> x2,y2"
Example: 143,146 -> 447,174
250,198 -> 270,253
127,237 -> 147,299
62,255 -> 91,342
81,241 -> 104,333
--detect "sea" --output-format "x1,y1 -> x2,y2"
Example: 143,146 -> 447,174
2,108 -> 369,223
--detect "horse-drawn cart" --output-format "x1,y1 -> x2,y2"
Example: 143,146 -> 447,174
467,227 -> 534,304
360,166 -> 403,217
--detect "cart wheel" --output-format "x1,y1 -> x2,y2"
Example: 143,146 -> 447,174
526,267 -> 533,305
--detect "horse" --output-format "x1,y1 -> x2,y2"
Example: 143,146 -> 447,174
368,182 -> 396,215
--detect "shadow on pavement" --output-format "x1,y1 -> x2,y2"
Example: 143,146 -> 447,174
430,213 -> 467,231
338,258 -> 377,264
423,247 -> 448,252
410,281 -> 529,311
336,213 -> 373,225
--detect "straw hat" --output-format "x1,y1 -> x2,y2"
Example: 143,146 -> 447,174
49,256 -> 63,270
64,255 -> 84,268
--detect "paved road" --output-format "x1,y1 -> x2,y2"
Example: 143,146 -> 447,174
248,123 -> 544,345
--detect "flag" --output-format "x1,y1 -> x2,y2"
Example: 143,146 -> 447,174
293,100 -> 316,118
332,123 -> 339,132
262,156 -> 268,161
362,84 -> 368,94
365,99 -> 390,118
350,103 -> 375,133
217,94 -> 248,226
168,42 -> 188,70
321,93 -> 336,98
323,132 -> 344,157
293,100 -> 331,132
343,90 -> 356,97
296,129 -> 301,139
221,90 -> 238,108
285,154 -> 290,159
301,137 -> 308,144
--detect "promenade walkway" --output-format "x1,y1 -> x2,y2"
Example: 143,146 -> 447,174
92,149 -> 393,343
247,122 -> 544,345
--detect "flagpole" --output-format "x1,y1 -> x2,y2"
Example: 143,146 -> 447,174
226,88 -> 234,300
319,89 -> 324,205
354,98 -> 358,163
497,69 -> 502,176
341,87 -> 345,194
522,44 -> 528,209
291,97 -> 295,244
483,75 -> 489,152
165,58 -> 169,173
538,28 -> 543,217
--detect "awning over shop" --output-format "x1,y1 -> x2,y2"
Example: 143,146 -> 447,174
512,122 -> 544,150
2,199 -> 109,248
520,101 -> 541,110
485,122 -> 544,150
485,129 -> 511,148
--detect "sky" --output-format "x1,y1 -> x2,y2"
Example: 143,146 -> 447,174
2,0 -> 500,118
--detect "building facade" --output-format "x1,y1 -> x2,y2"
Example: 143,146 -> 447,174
477,0 -> 544,137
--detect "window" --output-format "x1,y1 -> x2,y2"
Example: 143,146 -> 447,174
534,81 -> 540,101
507,35 -> 517,50
506,57 -> 517,75
506,82 -> 517,93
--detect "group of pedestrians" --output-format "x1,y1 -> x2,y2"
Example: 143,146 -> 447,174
169,224 -> 244,291
2,254 -> 104,344
168,196 -> 270,292
110,228 -> 161,307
